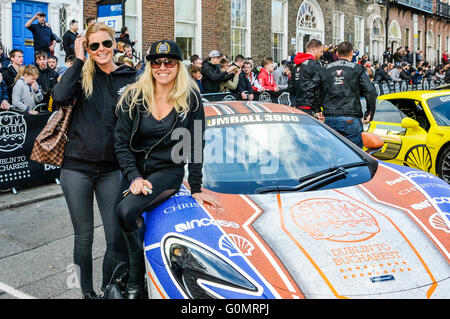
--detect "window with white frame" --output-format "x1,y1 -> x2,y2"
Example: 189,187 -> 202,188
333,11 -> 344,44
271,0 -> 287,64
231,0 -> 250,59
175,0 -> 200,61
125,0 -> 139,55
354,16 -> 364,55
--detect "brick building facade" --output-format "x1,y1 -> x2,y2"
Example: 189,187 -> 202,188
3,0 -> 441,67
387,0 -> 450,66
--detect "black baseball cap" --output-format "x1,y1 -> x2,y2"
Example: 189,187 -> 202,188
37,12 -> 46,17
146,40 -> 183,61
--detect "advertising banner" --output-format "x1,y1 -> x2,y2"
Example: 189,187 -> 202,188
97,1 -> 124,37
0,111 -> 59,190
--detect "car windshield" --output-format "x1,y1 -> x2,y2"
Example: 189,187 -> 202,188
202,113 -> 371,194
427,95 -> 450,126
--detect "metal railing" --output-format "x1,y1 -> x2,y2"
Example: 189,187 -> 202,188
436,1 -> 450,19
394,0 -> 433,13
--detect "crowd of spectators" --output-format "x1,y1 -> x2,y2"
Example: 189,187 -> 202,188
1,11 -> 450,116
0,13 -> 144,116
186,51 -> 296,99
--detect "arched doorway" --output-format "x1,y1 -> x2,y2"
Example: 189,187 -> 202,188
370,16 -> 385,62
388,20 -> 402,51
296,0 -> 324,53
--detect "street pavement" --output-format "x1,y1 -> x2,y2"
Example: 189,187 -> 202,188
0,182 -> 106,299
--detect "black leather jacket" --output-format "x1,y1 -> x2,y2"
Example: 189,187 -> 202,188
288,53 -> 324,113
320,59 -> 376,119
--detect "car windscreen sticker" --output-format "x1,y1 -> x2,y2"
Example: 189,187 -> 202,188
206,113 -> 305,128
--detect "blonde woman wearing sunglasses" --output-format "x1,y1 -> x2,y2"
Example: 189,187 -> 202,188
114,40 -> 220,299
52,23 -> 137,299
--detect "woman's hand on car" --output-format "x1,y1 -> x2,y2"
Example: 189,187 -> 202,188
192,192 -> 221,209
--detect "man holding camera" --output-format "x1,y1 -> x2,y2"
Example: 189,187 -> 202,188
201,50 -> 236,93
25,12 -> 56,57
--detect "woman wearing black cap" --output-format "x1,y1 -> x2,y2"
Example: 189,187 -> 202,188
114,40 -> 220,299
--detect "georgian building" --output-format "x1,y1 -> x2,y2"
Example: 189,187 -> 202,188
387,0 -> 450,66
0,0 -> 84,65
1,0 -> 449,66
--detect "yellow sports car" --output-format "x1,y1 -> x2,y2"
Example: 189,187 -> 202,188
365,90 -> 450,182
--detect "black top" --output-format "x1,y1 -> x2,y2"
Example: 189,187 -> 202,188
52,58 -> 137,174
26,23 -> 55,51
114,90 -> 205,194
135,107 -> 177,150
62,30 -> 78,57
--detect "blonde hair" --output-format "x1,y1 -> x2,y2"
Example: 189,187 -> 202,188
82,23 -> 116,98
14,65 -> 39,85
117,60 -> 199,119
116,41 -> 125,51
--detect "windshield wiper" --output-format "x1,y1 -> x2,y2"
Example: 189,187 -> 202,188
256,162 -> 368,194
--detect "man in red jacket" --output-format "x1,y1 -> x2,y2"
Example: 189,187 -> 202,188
258,59 -> 279,92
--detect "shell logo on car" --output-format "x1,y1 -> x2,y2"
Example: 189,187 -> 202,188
365,90 -> 450,183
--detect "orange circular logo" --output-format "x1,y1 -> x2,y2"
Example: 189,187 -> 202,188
290,198 -> 380,243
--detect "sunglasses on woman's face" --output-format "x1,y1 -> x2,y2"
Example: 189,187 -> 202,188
88,40 -> 113,51
150,58 -> 177,69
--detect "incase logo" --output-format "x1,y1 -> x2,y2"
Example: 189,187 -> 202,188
175,218 -> 239,233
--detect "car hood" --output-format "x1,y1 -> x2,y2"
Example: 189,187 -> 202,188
143,162 -> 450,299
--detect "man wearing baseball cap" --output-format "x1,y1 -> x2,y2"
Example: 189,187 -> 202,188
201,49 -> 236,93
25,12 -> 56,57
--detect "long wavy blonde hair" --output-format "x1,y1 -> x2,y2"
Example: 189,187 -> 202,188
117,59 -> 199,119
82,23 -> 116,98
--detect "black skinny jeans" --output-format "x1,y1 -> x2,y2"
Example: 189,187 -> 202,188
60,168 -> 128,294
117,168 -> 184,233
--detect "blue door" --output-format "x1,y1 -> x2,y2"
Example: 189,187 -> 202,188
12,0 -> 48,65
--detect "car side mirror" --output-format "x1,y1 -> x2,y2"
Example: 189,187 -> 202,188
401,117 -> 419,129
362,132 -> 384,155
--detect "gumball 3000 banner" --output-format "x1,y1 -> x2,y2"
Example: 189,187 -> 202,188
0,111 -> 60,190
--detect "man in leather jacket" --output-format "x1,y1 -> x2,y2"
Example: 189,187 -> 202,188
288,39 -> 324,118
319,42 -> 376,148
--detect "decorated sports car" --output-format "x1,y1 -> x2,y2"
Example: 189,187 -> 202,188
142,101 -> 450,299
364,90 -> 450,182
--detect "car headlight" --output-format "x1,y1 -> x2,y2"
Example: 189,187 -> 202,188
163,236 -> 259,299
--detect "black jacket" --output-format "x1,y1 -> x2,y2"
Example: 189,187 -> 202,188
52,58 -> 137,173
320,59 -> 376,119
374,68 -> 392,82
288,53 -> 324,113
400,69 -> 411,82
37,67 -> 59,104
114,89 -> 205,194
445,69 -> 450,84
1,65 -> 18,103
62,30 -> 77,57
236,71 -> 254,96
201,60 -> 234,93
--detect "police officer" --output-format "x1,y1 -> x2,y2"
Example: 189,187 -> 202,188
319,42 -> 376,148
288,39 -> 324,119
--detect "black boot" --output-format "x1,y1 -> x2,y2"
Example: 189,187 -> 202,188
122,229 -> 145,299
82,291 -> 98,299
